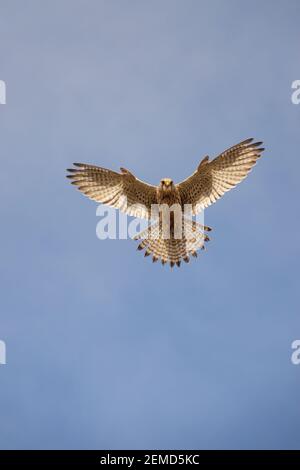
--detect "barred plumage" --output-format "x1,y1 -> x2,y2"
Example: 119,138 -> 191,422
67,138 -> 264,267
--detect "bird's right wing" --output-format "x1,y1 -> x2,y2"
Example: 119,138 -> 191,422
177,138 -> 264,214
67,164 -> 157,219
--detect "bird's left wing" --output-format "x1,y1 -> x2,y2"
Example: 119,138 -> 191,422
67,164 -> 157,219
177,138 -> 264,215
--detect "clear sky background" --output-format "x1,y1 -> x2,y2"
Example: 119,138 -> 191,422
0,0 -> 300,450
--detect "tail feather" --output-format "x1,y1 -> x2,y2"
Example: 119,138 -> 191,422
134,218 -> 211,267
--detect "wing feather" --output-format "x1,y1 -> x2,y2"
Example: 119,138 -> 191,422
67,164 -> 157,219
177,138 -> 264,214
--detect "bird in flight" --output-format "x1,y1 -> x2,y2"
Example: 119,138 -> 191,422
67,138 -> 264,267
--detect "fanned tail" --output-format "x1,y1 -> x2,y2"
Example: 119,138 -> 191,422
134,218 -> 211,267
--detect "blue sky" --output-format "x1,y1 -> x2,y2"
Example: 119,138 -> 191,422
0,0 -> 300,449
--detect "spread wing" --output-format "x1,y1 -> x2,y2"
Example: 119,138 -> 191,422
177,138 -> 264,214
66,164 -> 157,219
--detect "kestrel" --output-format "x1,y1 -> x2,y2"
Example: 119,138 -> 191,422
67,138 -> 264,267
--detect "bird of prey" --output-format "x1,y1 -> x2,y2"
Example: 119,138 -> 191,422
67,138 -> 264,267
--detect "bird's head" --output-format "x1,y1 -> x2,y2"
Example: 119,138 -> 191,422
160,178 -> 174,192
